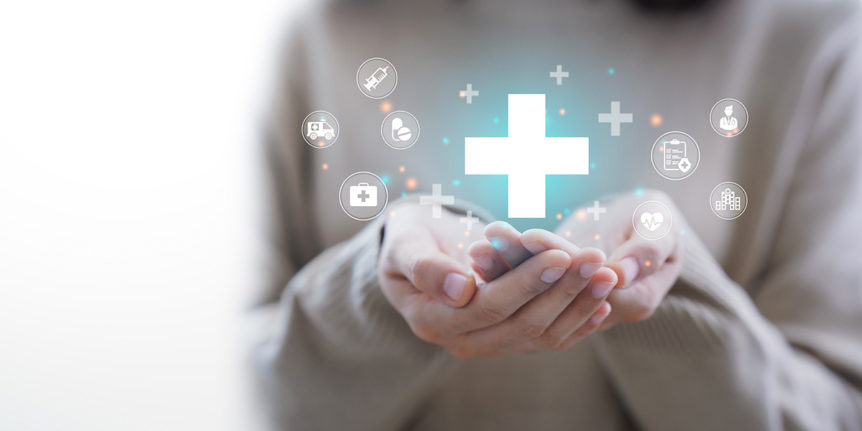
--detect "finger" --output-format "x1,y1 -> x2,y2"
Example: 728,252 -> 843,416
521,228 -> 581,257
467,239 -> 511,282
454,246 -> 606,355
483,221 -> 532,269
603,249 -> 683,323
391,239 -> 477,307
555,301 -> 612,350
437,249 -> 572,334
535,267 -> 618,345
607,231 -> 678,288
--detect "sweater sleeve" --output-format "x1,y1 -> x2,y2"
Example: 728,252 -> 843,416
591,15 -> 862,431
245,19 -> 460,431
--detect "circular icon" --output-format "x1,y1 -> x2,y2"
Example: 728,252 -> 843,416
381,110 -> 420,150
710,182 -> 748,220
301,111 -> 340,149
632,200 -> 673,241
356,57 -> 397,99
709,98 -> 749,137
651,131 -> 700,181
339,172 -> 388,221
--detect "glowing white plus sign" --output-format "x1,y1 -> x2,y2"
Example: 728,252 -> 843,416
465,94 -> 589,218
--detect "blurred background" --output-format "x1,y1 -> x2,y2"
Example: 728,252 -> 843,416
0,1 -> 303,429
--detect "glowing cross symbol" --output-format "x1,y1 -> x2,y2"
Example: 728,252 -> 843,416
420,183 -> 455,218
586,200 -> 606,221
549,65 -> 569,85
598,101 -> 633,136
465,94 -> 589,218
459,210 -> 480,231
460,83 -> 479,104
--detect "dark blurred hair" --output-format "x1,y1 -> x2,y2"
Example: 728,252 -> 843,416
629,0 -> 717,12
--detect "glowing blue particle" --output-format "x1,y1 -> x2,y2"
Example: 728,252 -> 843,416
381,176 -> 389,184
401,192 -> 407,198
319,116 -> 326,121
635,187 -> 644,196
608,68 -> 615,75
590,162 -> 597,169
564,208 -> 571,215
493,116 -> 500,124
453,179 -> 461,187
680,229 -> 686,236
442,137 -> 449,145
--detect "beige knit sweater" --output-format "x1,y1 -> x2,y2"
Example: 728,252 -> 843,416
247,0 -> 862,429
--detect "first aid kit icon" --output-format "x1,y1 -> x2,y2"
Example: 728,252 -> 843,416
349,183 -> 377,207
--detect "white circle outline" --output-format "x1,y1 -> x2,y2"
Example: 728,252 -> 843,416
709,98 -> 749,138
338,171 -> 389,221
356,57 -> 398,100
380,110 -> 420,150
651,130 -> 700,181
301,110 -> 340,149
709,181 -> 748,220
632,200 -> 673,241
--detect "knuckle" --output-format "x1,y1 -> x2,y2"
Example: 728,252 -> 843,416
409,321 -> 442,344
447,344 -> 477,360
515,319 -> 546,339
477,303 -> 508,324
410,256 -> 436,284
537,332 -> 566,350
519,280 -> 550,297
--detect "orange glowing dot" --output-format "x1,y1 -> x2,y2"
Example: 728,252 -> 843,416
398,165 -> 405,173
389,211 -> 396,217
576,209 -> 587,220
594,234 -> 601,240
464,230 -> 470,236
380,101 -> 392,113
559,108 -> 566,115
459,91 -> 466,98
405,177 -> 418,190
645,260 -> 652,267
317,141 -> 325,147
658,145 -> 665,152
650,114 -> 663,127
565,231 -> 571,237
457,243 -> 464,249
321,163 -> 329,170
556,213 -> 563,220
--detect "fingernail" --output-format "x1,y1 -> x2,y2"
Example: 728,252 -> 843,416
473,255 -> 493,272
540,267 -> 566,283
522,241 -> 547,254
591,281 -> 615,299
579,263 -> 601,278
443,273 -> 468,301
488,237 -> 509,251
590,310 -> 609,326
619,257 -> 639,285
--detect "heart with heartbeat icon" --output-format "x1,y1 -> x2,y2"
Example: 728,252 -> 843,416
640,212 -> 664,232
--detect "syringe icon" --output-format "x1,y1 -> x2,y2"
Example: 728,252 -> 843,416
363,66 -> 389,91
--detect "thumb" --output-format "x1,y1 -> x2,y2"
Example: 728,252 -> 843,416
392,239 -> 477,308
607,233 -> 678,288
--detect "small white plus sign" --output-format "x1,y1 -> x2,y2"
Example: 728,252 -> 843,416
419,184 -> 455,218
459,210 -> 479,231
586,200 -> 607,221
461,83 -> 479,104
598,101 -> 633,137
549,65 -> 569,85
465,94 -> 589,218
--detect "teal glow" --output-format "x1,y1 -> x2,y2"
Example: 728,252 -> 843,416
608,68 -> 615,75
564,208 -> 570,215
401,192 -> 407,198
493,116 -> 500,124
590,162 -> 596,169
453,179 -> 461,187
680,229 -> 687,236
442,137 -> 449,144
381,176 -> 389,184
635,187 -> 644,196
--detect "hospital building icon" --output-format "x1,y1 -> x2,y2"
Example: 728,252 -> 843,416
715,188 -> 742,211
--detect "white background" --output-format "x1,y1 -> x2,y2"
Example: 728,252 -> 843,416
0,1 -> 302,429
